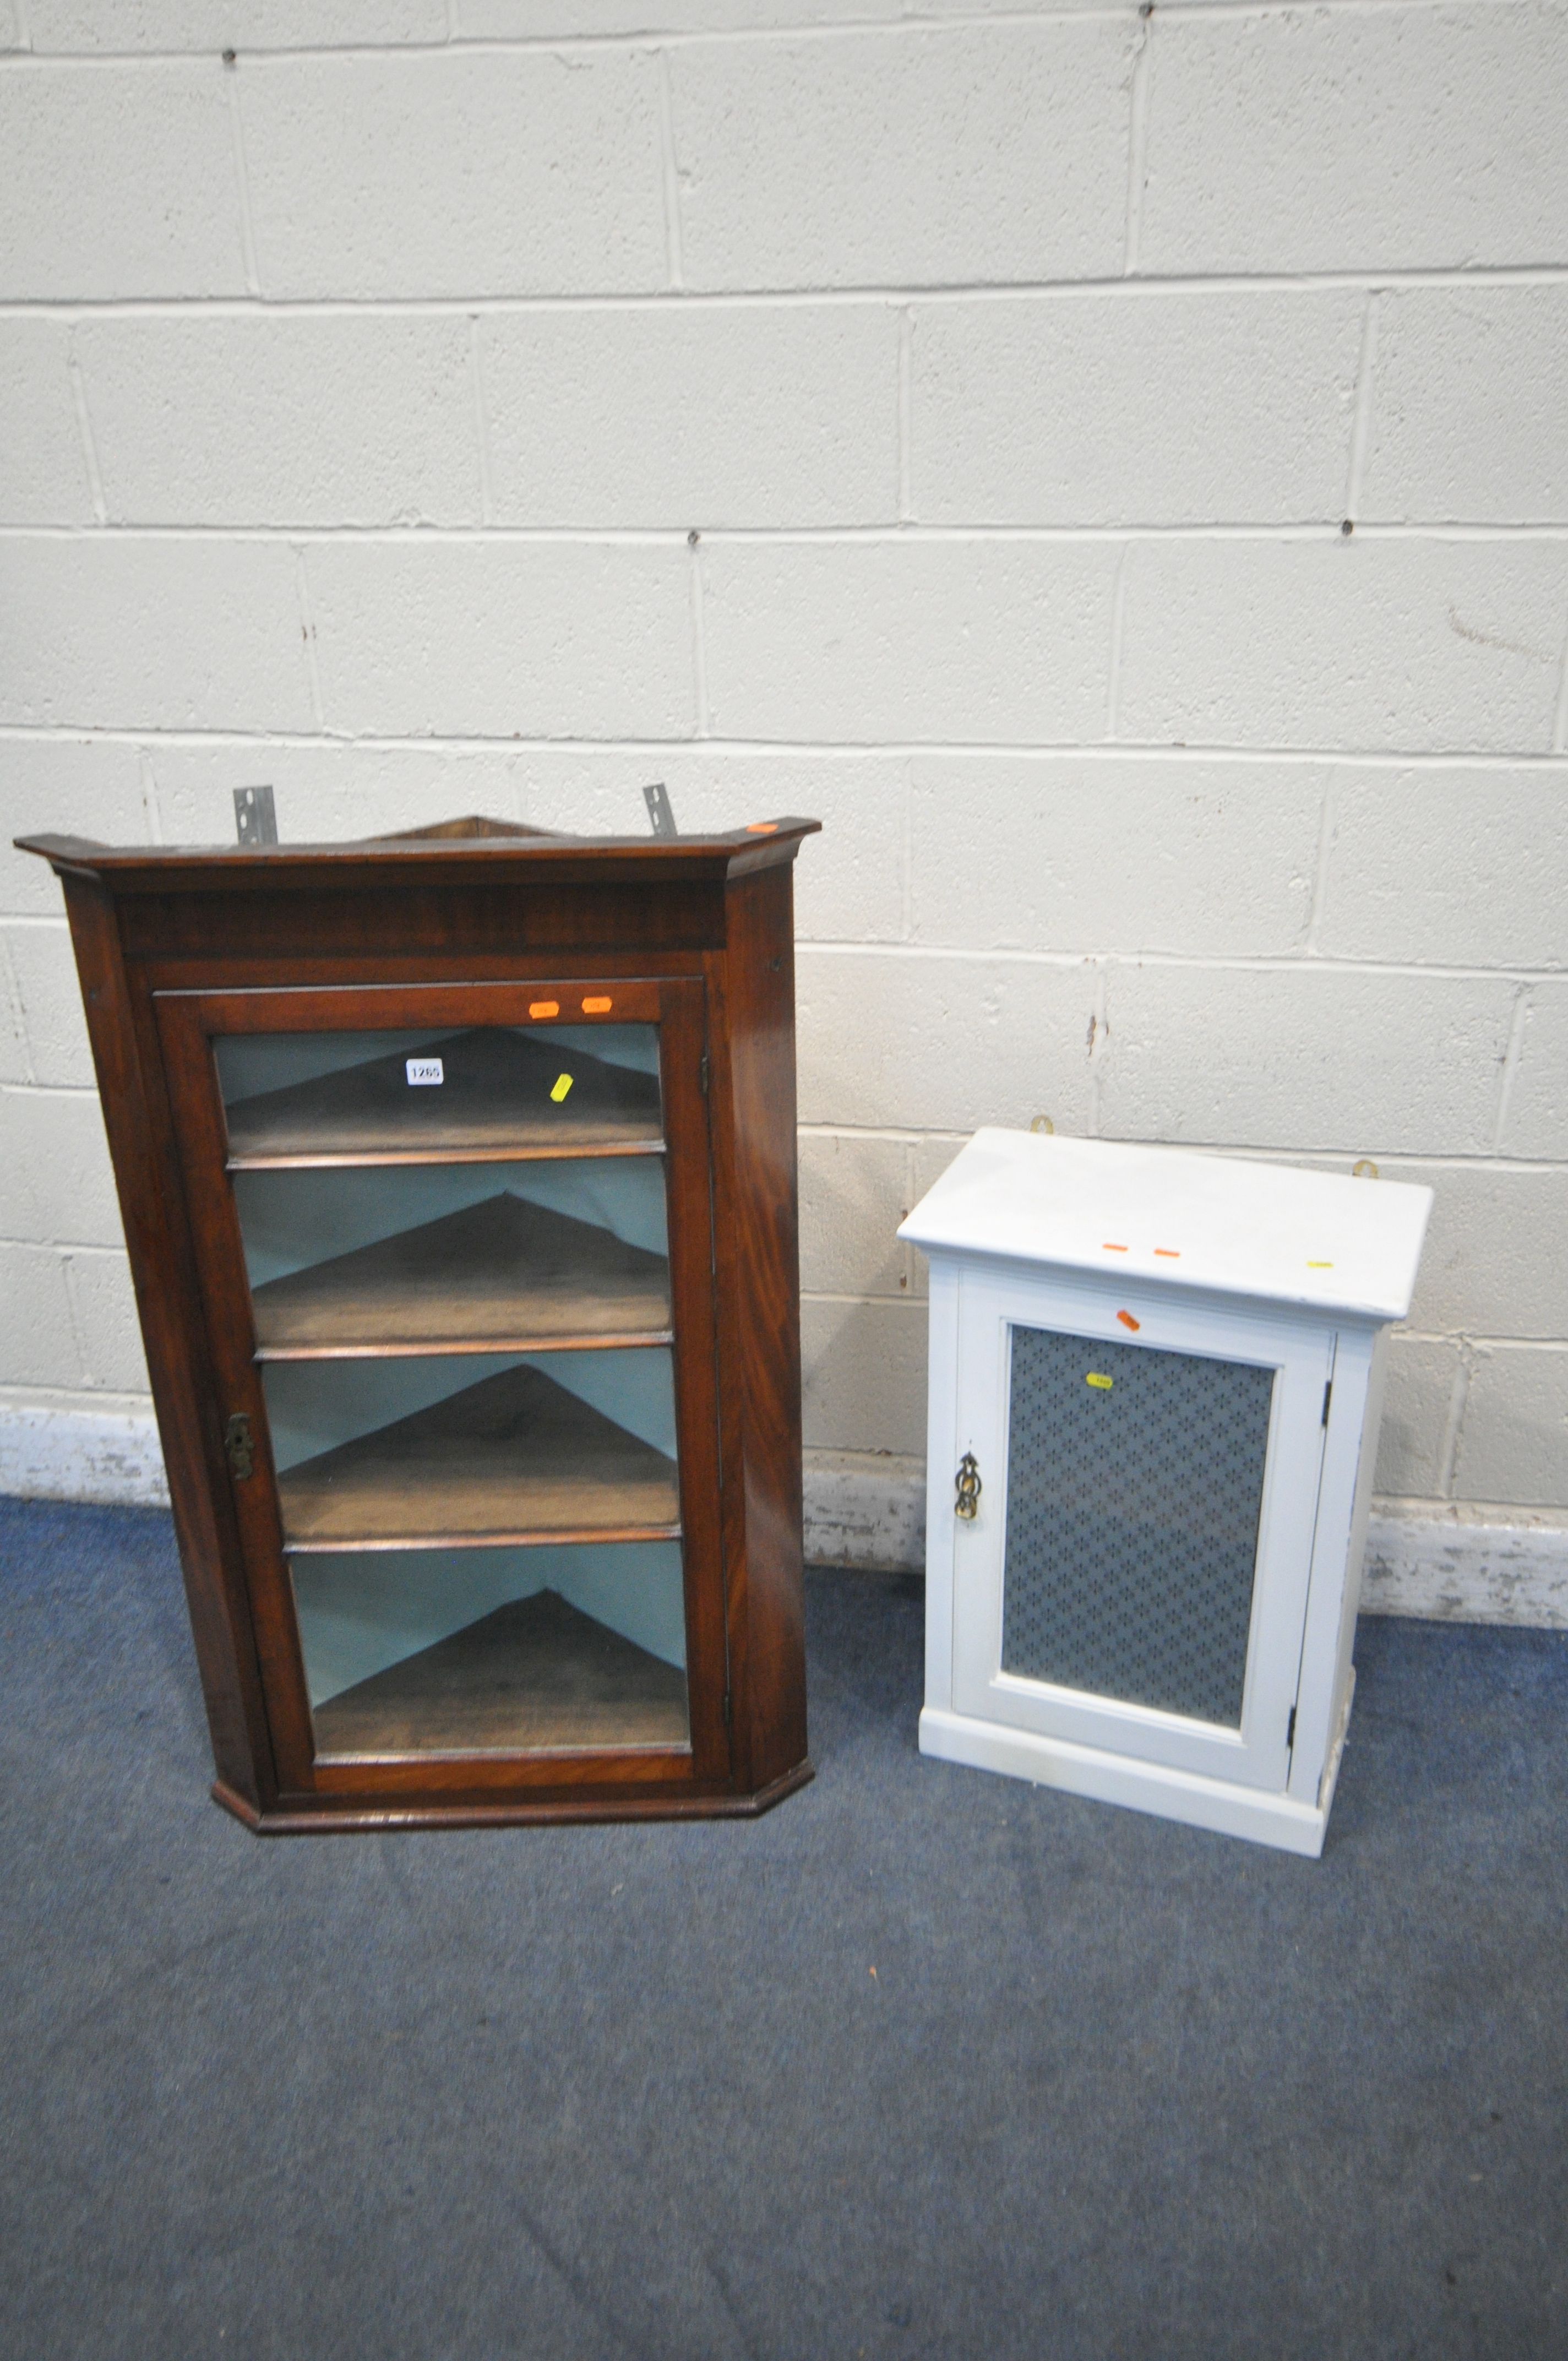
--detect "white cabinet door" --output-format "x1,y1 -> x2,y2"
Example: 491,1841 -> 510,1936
948,1265 -> 1333,1792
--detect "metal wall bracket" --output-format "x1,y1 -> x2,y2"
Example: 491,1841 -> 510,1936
643,782 -> 677,839
233,786 -> 278,846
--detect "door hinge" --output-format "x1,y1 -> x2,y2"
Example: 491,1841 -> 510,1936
224,1413 -> 254,1482
1287,1706 -> 1297,1749
1322,1380 -> 1333,1426
699,1051 -> 710,1096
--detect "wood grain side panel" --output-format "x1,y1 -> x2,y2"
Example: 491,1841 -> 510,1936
57,878 -> 274,1808
703,950 -> 754,1795
656,979 -> 733,1786
714,864 -> 809,1791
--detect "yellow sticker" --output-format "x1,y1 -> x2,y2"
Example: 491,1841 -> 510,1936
551,1073 -> 574,1103
1086,1372 -> 1113,1390
1307,1260 -> 1333,1269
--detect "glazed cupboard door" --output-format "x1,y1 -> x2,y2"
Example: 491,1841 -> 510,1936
948,1266 -> 1332,1793
155,979 -> 729,1805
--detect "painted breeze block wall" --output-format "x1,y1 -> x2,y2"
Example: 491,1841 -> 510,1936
1,0 -> 1565,1620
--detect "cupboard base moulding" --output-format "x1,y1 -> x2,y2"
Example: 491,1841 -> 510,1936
212,1758 -> 815,1836
919,1672 -> 1354,1860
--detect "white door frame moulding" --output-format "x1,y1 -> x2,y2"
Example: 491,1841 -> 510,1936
3,1400 -> 1566,1629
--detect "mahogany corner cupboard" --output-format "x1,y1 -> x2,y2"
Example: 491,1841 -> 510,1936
19,813 -> 820,1833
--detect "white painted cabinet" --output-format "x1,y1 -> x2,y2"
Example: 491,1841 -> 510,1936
899,1131 -> 1432,1856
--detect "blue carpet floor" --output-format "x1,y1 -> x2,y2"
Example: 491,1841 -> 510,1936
1,1494 -> 1565,2360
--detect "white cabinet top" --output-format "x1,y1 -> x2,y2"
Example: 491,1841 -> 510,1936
898,1130 -> 1431,1323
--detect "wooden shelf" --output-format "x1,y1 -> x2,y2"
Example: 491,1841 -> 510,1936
311,1589 -> 689,1756
279,1362 -> 681,1552
226,1026 -> 663,1169
252,1192 -> 672,1359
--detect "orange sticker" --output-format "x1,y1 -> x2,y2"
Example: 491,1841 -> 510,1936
1102,1242 -> 1129,1253
1117,1310 -> 1140,1331
745,821 -> 779,835
582,995 -> 612,1015
1154,1248 -> 1180,1258
529,1000 -> 559,1019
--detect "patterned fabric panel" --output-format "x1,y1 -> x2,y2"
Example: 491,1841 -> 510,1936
999,1325 -> 1275,1728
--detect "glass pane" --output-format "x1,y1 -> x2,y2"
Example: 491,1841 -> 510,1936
999,1324 -> 1275,1728
233,1158 -> 671,1354
261,1346 -> 679,1543
295,1541 -> 689,1756
215,1021 -> 662,1162
214,1015 -> 693,1758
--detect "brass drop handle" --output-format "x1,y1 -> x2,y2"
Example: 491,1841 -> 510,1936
955,1452 -> 981,1521
225,1413 -> 255,1482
